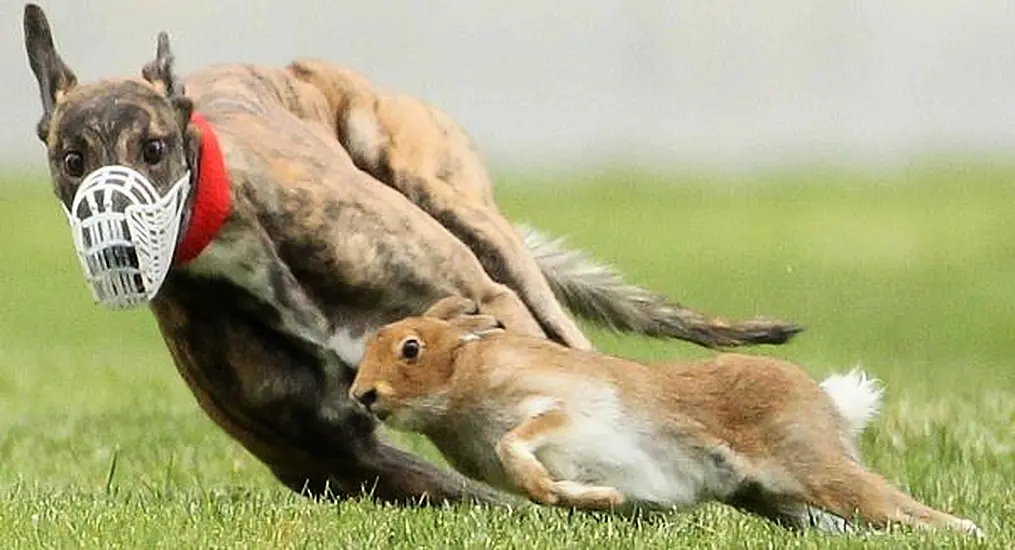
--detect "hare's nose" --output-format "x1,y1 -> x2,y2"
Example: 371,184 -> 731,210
356,388 -> 378,410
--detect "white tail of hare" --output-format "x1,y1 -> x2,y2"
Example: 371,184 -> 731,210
350,297 -> 983,536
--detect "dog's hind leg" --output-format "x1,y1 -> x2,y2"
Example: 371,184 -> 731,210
286,60 -> 591,351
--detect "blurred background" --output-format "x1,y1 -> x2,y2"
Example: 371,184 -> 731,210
1,4 -> 1014,546
2,1 -> 1015,176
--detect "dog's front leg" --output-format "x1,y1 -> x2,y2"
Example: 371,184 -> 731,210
183,215 -> 341,364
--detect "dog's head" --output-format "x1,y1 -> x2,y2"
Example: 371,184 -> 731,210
23,4 -> 209,308
349,296 -> 505,431
24,4 -> 197,207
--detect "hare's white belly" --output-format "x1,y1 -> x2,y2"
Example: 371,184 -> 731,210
533,388 -> 733,508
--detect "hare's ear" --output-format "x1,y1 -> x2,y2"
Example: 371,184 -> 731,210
23,4 -> 78,142
422,296 -> 479,321
452,314 -> 505,341
423,296 -> 504,339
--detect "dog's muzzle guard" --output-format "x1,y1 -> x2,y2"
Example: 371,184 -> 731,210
62,165 -> 191,309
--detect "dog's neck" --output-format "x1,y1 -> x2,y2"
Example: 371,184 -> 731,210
174,112 -> 232,265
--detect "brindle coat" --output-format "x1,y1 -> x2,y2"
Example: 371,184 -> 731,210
22,4 -> 802,505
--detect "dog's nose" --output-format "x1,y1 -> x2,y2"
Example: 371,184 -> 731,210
355,388 -> 378,410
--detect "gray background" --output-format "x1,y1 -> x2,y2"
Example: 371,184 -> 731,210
2,1 -> 1014,176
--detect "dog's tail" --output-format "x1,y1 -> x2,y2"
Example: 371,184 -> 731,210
819,368 -> 884,441
519,224 -> 804,349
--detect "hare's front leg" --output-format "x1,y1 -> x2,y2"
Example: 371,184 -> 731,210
548,480 -> 625,509
495,400 -> 624,510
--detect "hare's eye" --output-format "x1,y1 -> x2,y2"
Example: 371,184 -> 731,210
401,338 -> 421,360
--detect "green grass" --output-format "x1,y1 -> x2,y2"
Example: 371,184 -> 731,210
1,165 -> 1013,548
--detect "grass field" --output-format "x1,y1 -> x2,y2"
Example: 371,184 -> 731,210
0,165 -> 1013,548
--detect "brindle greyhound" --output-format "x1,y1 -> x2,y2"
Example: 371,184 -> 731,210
22,4 -> 802,505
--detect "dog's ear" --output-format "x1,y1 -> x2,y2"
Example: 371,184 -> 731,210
142,31 -> 181,96
141,31 -> 193,131
23,4 -> 78,142
423,296 -> 480,321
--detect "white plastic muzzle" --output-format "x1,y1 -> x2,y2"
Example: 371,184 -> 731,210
62,165 -> 192,309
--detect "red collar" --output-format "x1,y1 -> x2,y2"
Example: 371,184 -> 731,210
174,112 -> 231,265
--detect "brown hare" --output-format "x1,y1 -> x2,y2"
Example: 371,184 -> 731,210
349,296 -> 983,536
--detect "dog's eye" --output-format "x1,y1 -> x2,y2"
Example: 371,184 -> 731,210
141,138 -> 165,165
401,338 -> 421,360
63,151 -> 85,178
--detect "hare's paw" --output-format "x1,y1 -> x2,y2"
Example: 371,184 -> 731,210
551,480 -> 625,510
520,477 -> 559,506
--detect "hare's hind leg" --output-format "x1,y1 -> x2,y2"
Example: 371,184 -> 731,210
796,461 -> 982,536
495,401 -> 624,510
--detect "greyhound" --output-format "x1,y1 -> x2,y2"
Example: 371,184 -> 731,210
21,3 -> 801,505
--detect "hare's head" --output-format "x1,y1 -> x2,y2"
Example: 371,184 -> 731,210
350,296 -> 504,431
